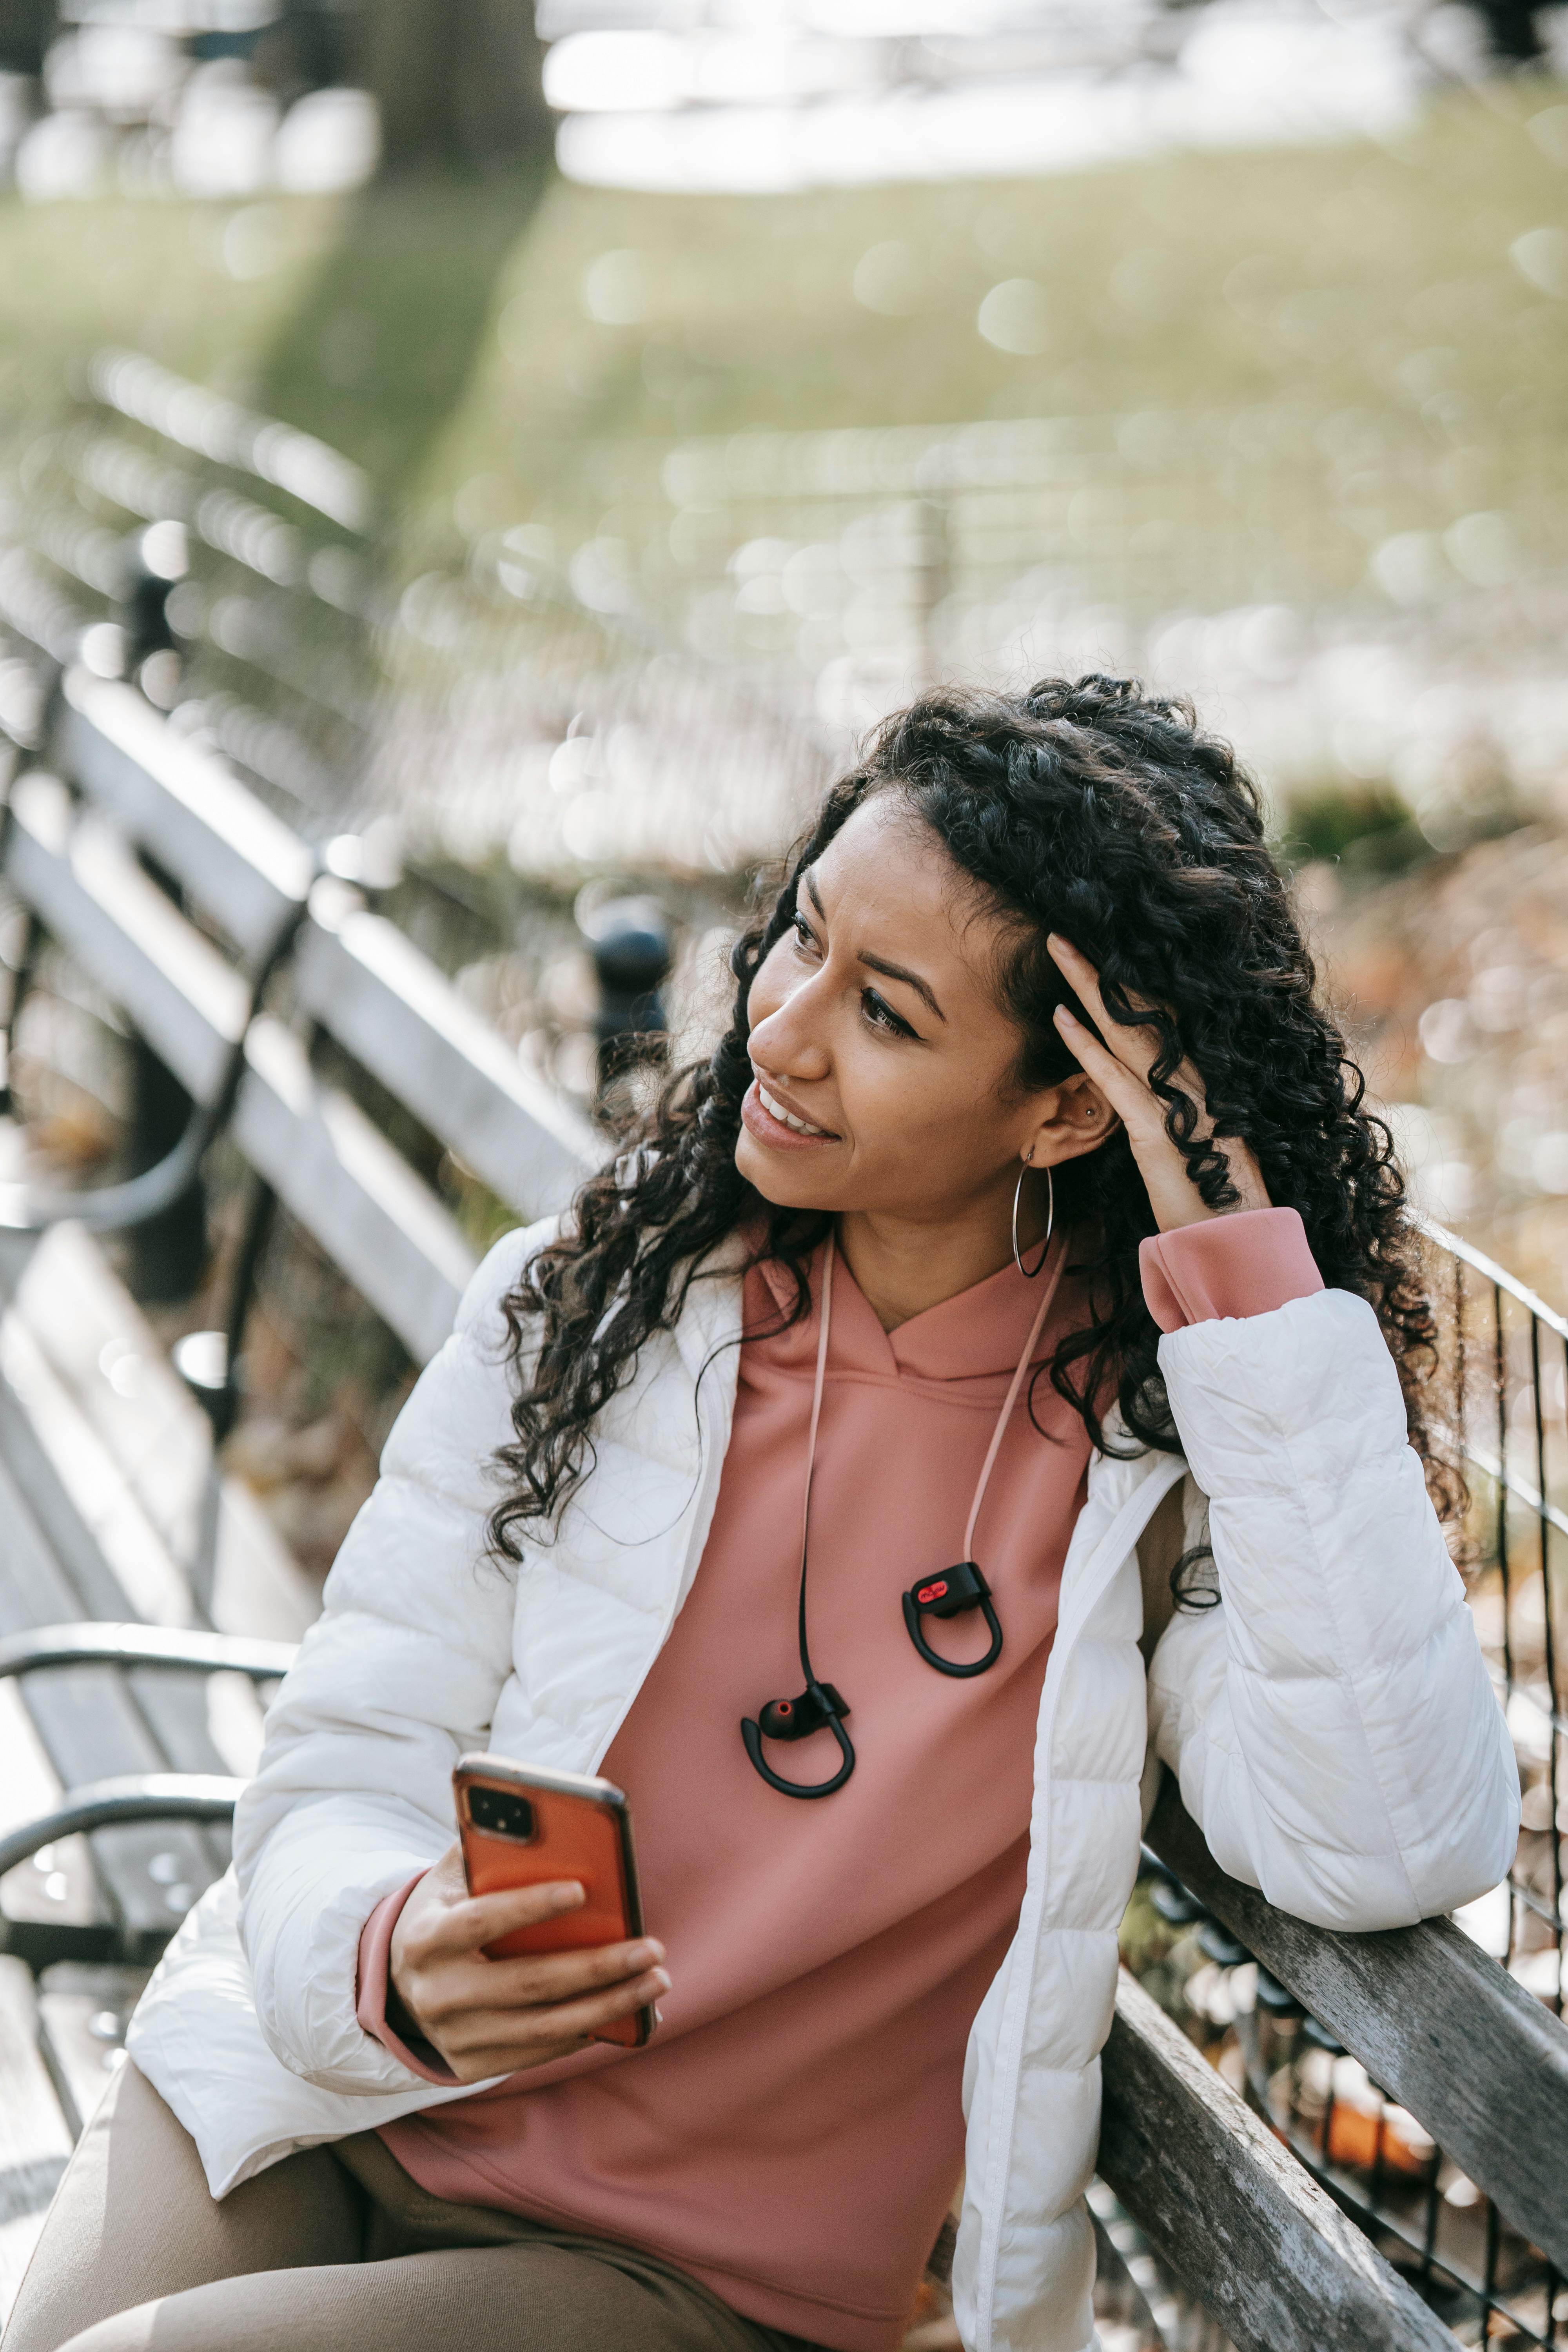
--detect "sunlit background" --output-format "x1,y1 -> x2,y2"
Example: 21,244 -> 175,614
3,10 -> 1568,2346
4,0 -> 1568,1322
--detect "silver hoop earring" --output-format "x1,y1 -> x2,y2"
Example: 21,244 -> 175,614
1011,1159 -> 1054,1279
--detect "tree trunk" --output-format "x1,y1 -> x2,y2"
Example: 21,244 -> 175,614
0,0 -> 55,78
1466,0 -> 1546,62
359,0 -> 553,172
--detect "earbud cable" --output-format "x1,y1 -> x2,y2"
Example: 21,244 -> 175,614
962,1245 -> 1067,1561
796,1230 -> 837,1687
795,1225 -> 1067,1689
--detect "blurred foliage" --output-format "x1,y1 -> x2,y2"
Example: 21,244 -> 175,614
1118,1877 -> 1207,2045
3,79 -> 1568,577
1278,780 -> 1432,878
1313,816 -> 1568,1304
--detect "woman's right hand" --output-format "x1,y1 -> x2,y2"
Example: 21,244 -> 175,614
387,1843 -> 669,2084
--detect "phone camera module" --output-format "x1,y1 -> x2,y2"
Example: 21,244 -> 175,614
469,1786 -> 536,1842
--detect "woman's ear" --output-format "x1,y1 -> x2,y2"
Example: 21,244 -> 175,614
1027,1075 -> 1119,1169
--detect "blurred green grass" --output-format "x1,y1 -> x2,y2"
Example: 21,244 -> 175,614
2,82 -> 1566,574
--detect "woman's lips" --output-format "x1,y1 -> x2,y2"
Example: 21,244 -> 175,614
741,1080 -> 840,1153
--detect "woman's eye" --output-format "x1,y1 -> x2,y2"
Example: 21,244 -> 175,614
792,915 -> 818,955
862,989 -> 911,1037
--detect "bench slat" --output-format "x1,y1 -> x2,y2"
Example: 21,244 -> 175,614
1145,1774 -> 1568,2278
0,1955 -> 73,2321
0,1221 -> 317,1649
0,1442 -> 219,1951
0,1229 -> 311,1959
296,888 -> 596,1221
0,1680 -> 101,1951
0,1665 -> 218,1950
1100,1968 -> 1455,2352
0,1263 -> 208,1631
4,785 -> 475,1364
0,1370 -> 131,1624
36,1964 -> 149,2144
58,677 -> 596,1225
58,671 -> 314,958
232,1023 -> 475,1362
6,780 -> 244,1103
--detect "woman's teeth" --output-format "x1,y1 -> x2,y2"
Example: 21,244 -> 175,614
758,1083 -> 831,1138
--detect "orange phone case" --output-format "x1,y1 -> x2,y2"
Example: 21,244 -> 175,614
453,1752 -> 653,2049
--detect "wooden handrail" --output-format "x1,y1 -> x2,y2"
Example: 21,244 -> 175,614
1145,1774 -> 1568,2277
1100,1969 -> 1457,2352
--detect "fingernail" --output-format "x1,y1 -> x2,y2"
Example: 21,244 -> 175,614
645,1968 -> 671,1995
1054,1004 -> 1079,1025
549,1882 -> 585,1910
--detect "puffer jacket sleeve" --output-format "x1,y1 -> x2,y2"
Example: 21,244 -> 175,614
231,1218 -> 552,2092
1146,1284 -> 1520,1930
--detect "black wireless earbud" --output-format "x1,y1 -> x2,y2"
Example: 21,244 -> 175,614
742,1238 -> 860,1800
740,1680 -> 855,1799
902,1561 -> 1004,1677
741,1228 -> 1054,1800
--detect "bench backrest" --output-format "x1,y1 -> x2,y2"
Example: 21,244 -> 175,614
15,666 -> 599,1361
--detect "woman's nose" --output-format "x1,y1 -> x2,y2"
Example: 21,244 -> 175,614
749,979 -> 831,1082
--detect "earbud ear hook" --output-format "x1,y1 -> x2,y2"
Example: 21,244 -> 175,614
740,1682 -> 855,1800
902,1562 -> 1005,1678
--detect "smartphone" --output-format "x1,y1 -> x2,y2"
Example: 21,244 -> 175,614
452,1752 -> 654,2050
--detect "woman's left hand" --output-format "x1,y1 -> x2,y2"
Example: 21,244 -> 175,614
1047,935 -> 1271,1234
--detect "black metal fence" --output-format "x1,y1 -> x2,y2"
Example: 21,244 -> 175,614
1426,1218 -> 1565,2021
1126,1215 -> 1566,2352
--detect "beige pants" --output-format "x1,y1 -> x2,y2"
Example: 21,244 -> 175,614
4,2063 -> 824,2352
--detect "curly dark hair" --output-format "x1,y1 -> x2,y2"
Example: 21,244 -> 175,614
488,674 -> 1455,1579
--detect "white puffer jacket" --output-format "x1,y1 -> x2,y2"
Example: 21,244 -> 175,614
128,1218 -> 1519,2352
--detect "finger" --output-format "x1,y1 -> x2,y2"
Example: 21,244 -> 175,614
472,1937 -> 666,2007
525,1964 -> 669,2042
442,1975 -> 670,2081
1052,1005 -> 1160,1133
1046,931 -> 1162,1026
1047,936 -> 1163,1083
441,1966 -> 669,2056
414,1943 -> 667,2031
417,1938 -> 665,2022
1049,937 -> 1215,1123
421,1879 -> 587,1957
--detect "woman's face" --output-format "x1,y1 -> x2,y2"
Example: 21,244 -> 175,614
735,794 -> 1110,1225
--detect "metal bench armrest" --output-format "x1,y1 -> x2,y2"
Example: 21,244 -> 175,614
0,1622 -> 297,1683
0,1773 -> 244,1877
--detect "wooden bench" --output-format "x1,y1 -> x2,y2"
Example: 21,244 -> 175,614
0,628 -> 1563,2352
0,638 -> 599,2305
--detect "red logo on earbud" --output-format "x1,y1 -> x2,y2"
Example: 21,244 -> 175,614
776,1700 -> 792,1715
917,1581 -> 948,1604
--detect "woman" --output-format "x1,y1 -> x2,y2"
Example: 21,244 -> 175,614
10,675 -> 1517,2352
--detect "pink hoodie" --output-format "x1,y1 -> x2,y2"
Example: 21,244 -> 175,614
357,1209 -> 1322,2350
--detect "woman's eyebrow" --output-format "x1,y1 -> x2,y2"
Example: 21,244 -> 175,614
861,953 -> 945,1023
802,870 -> 945,1023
